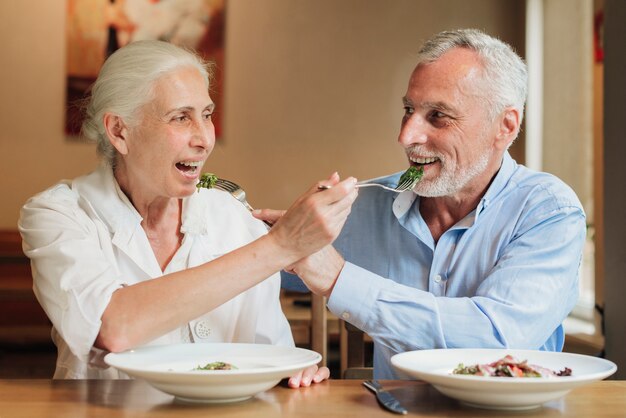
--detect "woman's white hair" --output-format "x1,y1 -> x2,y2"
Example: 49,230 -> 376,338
81,40 -> 213,166
416,29 -> 528,123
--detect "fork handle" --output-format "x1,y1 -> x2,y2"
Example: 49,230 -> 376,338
239,201 -> 273,229
318,183 -> 400,192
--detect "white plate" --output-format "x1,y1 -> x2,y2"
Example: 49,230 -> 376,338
391,348 -> 617,410
104,343 -> 321,403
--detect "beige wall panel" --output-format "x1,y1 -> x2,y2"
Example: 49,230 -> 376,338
0,0 -> 523,228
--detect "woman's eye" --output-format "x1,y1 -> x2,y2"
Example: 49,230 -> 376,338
173,115 -> 189,122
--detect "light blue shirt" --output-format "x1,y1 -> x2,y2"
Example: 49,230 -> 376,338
283,152 -> 586,379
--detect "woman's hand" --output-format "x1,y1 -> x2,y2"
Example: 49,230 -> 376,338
288,365 -> 330,388
257,173 -> 358,264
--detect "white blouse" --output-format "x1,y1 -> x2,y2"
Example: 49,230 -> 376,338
19,165 -> 293,378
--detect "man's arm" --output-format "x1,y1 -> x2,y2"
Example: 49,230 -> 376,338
291,206 -> 586,354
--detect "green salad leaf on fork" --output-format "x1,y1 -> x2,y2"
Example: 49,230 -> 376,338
197,172 -> 218,191
396,166 -> 424,190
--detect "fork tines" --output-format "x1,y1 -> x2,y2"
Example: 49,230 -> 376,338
395,178 -> 414,191
214,178 -> 239,192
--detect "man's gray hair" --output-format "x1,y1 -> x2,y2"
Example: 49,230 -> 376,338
81,40 -> 213,166
416,29 -> 527,123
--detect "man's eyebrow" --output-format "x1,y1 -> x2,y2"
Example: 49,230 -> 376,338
423,101 -> 457,114
403,97 -> 458,114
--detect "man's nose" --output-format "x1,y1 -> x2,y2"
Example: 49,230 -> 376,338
398,114 -> 428,147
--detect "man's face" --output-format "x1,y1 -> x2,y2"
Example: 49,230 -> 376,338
398,48 -> 500,198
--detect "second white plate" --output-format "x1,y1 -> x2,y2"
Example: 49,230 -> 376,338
391,348 -> 616,410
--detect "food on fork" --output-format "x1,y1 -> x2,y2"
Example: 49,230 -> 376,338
197,172 -> 218,190
452,354 -> 572,378
397,166 -> 424,190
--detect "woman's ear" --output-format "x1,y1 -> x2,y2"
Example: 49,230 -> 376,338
103,113 -> 129,155
495,107 -> 520,150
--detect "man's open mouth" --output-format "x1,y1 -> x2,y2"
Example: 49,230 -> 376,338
410,156 -> 439,167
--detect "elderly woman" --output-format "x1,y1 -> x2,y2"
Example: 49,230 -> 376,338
18,40 -> 357,384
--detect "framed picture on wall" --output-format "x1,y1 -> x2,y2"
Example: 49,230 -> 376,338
65,0 -> 225,139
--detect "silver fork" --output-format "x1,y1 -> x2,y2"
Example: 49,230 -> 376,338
214,178 -> 273,228
318,177 -> 415,193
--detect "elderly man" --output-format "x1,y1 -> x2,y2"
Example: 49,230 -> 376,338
268,28 -> 585,380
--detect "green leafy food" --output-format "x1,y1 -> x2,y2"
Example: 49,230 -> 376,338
193,361 -> 237,371
397,166 -> 424,189
197,173 -> 218,190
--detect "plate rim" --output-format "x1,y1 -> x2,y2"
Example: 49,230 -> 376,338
391,348 -> 617,387
104,342 -> 322,377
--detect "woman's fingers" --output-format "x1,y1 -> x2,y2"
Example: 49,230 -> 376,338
252,208 -> 285,224
267,173 -> 358,262
287,365 -> 329,388
288,370 -> 303,388
313,366 -> 330,383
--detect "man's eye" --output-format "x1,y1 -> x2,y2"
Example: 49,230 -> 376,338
431,111 -> 445,119
403,106 -> 414,115
202,112 -> 213,120
428,110 -> 451,127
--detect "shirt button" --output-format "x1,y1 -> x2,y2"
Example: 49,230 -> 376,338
434,274 -> 442,283
194,320 -> 212,338
341,312 -> 351,320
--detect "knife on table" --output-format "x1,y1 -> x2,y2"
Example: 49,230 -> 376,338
363,380 -> 408,415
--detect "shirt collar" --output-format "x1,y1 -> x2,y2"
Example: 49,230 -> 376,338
72,164 -> 142,233
391,151 -> 517,224
73,164 -> 208,235
476,151 -> 516,216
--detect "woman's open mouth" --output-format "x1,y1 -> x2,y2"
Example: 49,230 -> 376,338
176,160 -> 202,176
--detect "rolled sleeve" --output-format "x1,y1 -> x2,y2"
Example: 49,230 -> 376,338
20,186 -> 124,358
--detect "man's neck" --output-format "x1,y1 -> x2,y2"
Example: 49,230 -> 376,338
419,164 -> 500,243
419,194 -> 481,243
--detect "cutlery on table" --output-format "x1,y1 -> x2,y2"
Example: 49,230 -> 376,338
363,380 -> 408,415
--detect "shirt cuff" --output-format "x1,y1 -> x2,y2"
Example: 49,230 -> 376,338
327,262 -> 381,331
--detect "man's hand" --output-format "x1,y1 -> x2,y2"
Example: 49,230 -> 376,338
287,245 -> 345,298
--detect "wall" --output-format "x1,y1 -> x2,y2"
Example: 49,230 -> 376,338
543,0 -> 594,220
603,0 -> 626,380
0,0 -> 524,228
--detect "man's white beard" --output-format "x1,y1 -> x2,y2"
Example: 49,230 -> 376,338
413,151 -> 490,197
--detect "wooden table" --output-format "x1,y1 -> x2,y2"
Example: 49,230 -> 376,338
1,379 -> 624,417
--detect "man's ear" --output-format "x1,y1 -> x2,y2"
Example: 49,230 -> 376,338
103,113 -> 129,155
495,108 -> 520,150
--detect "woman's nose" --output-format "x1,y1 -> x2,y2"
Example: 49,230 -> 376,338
191,119 -> 215,149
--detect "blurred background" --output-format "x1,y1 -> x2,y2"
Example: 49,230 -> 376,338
1,0 -> 624,379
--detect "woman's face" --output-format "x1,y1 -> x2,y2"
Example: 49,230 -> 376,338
120,66 -> 215,201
